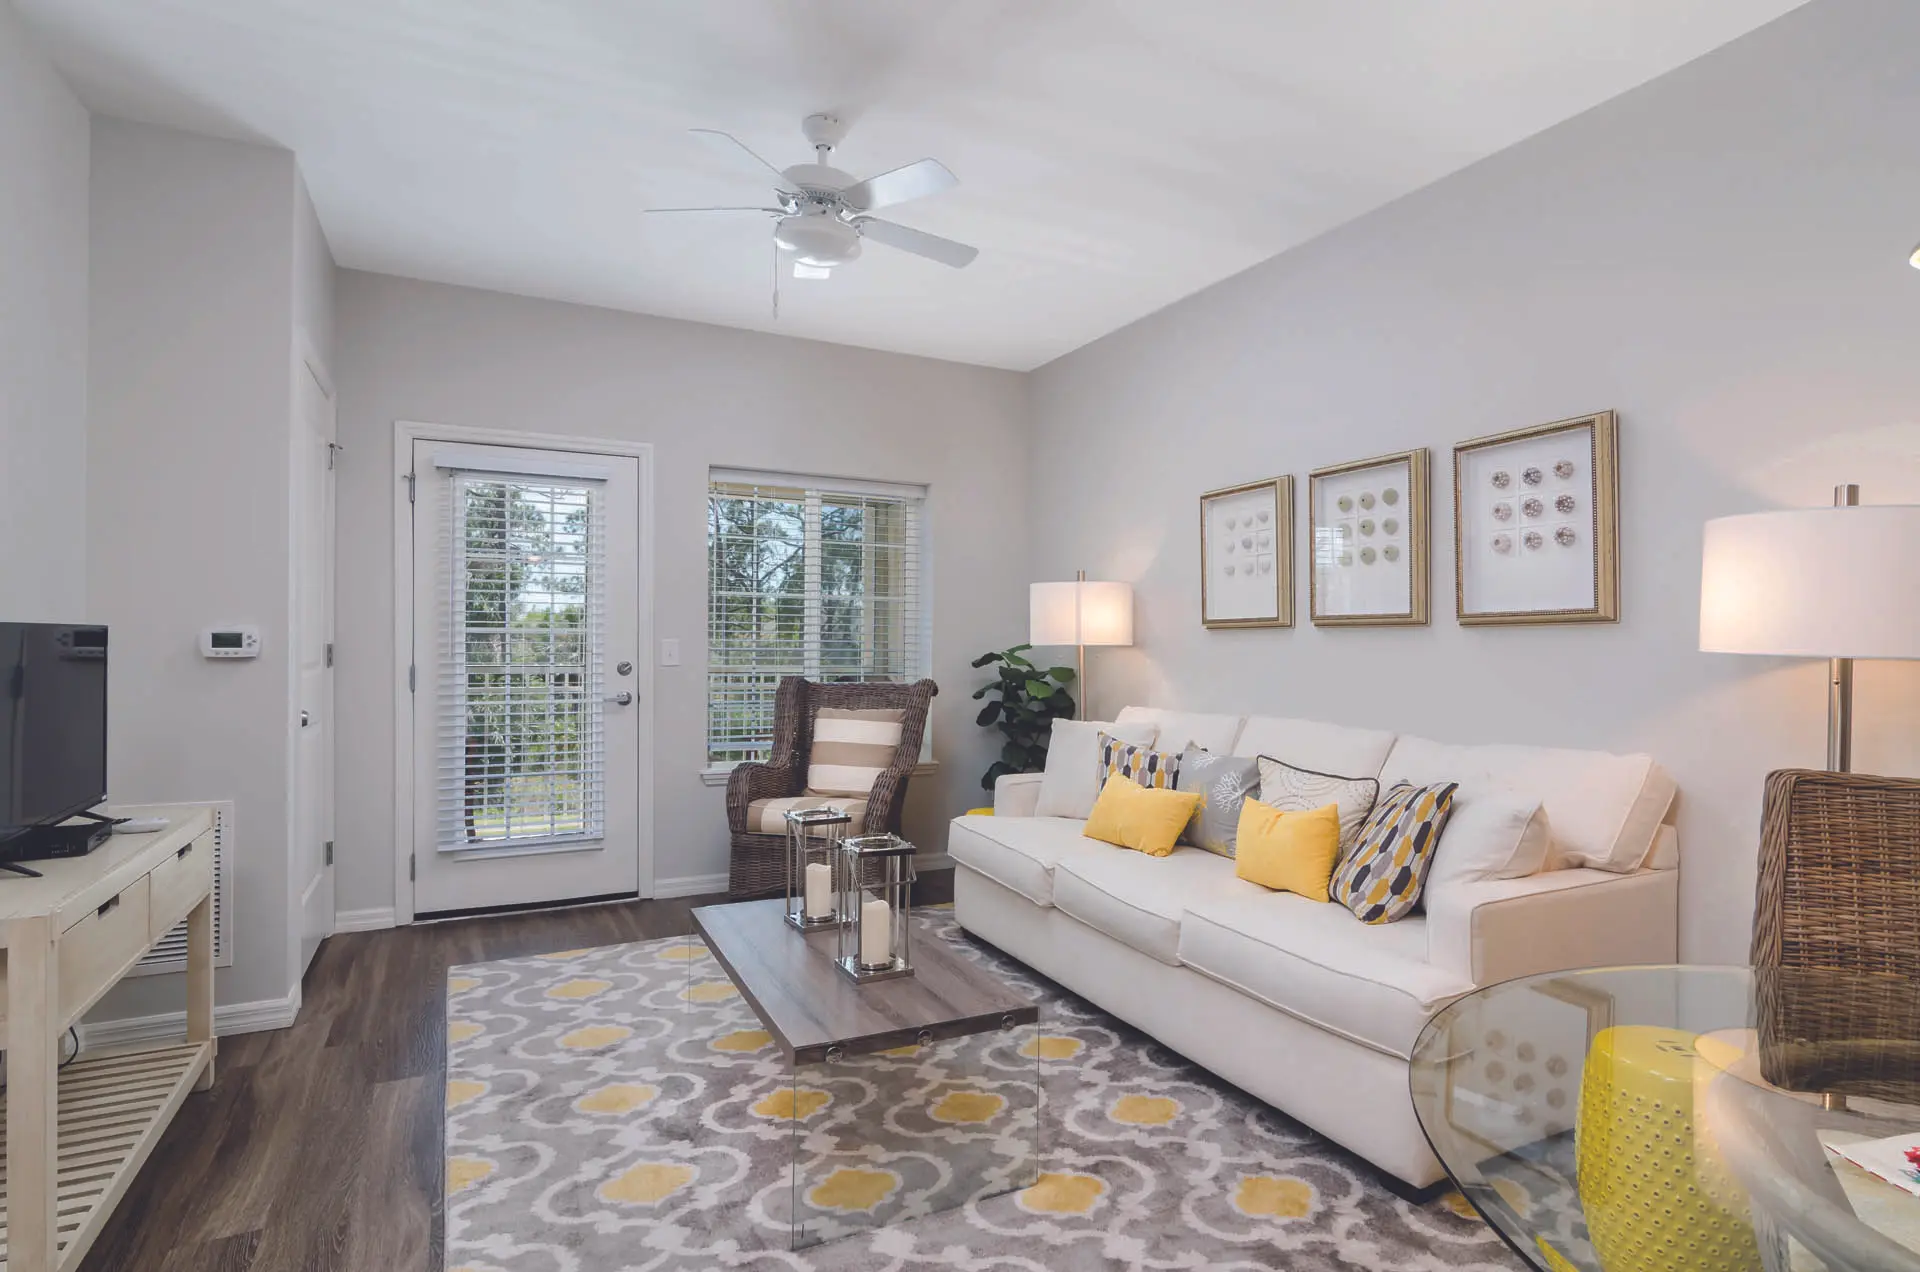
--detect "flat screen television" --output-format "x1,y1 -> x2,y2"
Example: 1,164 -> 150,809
0,622 -> 109,845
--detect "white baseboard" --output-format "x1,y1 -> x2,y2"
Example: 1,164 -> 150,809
79,984 -> 302,1052
333,906 -> 397,933
652,871 -> 729,899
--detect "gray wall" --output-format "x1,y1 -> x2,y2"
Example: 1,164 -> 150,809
331,271 -> 1029,913
1028,0 -> 1920,963
0,4 -> 89,619
87,118 -> 308,1014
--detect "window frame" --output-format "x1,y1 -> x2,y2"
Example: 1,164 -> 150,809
702,467 -> 934,783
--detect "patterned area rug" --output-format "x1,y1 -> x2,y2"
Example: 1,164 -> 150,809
444,910 -> 1522,1271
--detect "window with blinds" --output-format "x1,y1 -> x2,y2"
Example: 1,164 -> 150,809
707,471 -> 927,766
437,471 -> 606,850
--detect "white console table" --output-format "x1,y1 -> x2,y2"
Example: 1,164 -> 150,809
0,807 -> 217,1271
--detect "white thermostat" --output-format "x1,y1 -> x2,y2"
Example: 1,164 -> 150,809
201,626 -> 262,659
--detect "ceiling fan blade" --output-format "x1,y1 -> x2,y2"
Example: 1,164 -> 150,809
689,128 -> 799,193
855,217 -> 979,268
642,206 -> 784,214
842,158 -> 958,213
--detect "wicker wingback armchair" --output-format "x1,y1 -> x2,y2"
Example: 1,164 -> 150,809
724,677 -> 938,899
1751,768 -> 1920,1100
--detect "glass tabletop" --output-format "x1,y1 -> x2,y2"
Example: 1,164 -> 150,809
1409,965 -> 1920,1272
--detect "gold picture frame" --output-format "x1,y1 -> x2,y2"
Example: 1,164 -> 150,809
1309,448 -> 1430,627
1200,477 -> 1293,628
1453,411 -> 1619,625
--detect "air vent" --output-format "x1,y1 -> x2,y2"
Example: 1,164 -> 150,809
129,800 -> 235,975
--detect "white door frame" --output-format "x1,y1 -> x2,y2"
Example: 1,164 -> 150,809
390,420 -> 656,925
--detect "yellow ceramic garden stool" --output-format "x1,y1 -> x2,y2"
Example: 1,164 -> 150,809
1575,1025 -> 1762,1272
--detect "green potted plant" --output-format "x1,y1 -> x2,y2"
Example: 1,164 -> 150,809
970,644 -> 1077,791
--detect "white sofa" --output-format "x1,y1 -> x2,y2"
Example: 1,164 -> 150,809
948,706 -> 1679,1189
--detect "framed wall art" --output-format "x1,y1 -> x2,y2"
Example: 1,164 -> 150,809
1200,476 -> 1293,628
1453,411 -> 1619,625
1309,449 -> 1429,626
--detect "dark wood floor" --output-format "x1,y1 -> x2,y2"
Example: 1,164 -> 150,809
78,871 -> 956,1272
78,894 -> 714,1272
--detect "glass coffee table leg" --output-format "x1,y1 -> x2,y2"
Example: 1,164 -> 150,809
789,1050 -> 830,1250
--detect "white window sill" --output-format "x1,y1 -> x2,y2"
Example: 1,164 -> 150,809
701,759 -> 939,787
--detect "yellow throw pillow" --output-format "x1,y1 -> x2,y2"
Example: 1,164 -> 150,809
1083,774 -> 1201,857
1234,798 -> 1342,901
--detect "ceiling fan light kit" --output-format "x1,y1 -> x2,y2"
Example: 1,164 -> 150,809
648,112 -> 979,294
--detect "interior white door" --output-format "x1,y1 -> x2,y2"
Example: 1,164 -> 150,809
294,359 -> 336,972
410,441 -> 644,915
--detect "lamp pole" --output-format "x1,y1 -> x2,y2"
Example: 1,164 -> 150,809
1074,569 -> 1088,720
1827,483 -> 1859,772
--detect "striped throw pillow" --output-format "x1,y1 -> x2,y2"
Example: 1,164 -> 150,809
1098,731 -> 1182,791
806,707 -> 906,797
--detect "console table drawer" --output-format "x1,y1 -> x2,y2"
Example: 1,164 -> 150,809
149,831 -> 213,939
58,875 -> 150,1019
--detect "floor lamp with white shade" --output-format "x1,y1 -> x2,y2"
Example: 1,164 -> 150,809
1030,571 -> 1134,720
1699,486 -> 1920,771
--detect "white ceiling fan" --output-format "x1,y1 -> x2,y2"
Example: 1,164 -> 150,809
647,113 -> 979,302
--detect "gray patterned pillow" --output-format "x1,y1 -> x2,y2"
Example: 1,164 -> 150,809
1255,755 -> 1380,852
1175,747 -> 1261,857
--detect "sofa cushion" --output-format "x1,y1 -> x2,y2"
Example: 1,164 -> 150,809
1053,846 -> 1266,965
1379,735 -> 1675,873
948,814 -> 1105,906
1035,718 -> 1158,819
1234,715 -> 1397,779
1115,707 -> 1243,755
1178,893 -> 1472,1059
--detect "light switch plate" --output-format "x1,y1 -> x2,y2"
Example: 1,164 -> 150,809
660,638 -> 681,667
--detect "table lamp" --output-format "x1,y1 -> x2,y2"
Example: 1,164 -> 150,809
1699,485 -> 1920,771
1030,571 -> 1133,719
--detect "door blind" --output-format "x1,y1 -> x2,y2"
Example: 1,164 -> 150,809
707,475 -> 925,764
437,471 -> 606,851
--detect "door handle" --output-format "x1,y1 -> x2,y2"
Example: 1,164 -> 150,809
301,710 -> 312,727
607,692 -> 634,707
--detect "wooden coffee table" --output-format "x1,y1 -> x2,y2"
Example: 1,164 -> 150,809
688,899 -> 1042,1247
692,898 -> 1038,1063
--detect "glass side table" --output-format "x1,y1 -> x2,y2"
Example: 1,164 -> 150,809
1409,965 -> 1920,1272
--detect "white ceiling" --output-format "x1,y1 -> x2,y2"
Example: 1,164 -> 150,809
18,0 -> 1804,370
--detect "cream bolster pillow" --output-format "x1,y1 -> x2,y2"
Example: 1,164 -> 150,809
1377,734 -> 1675,873
1421,790 -> 1551,898
1034,718 -> 1158,820
806,707 -> 905,797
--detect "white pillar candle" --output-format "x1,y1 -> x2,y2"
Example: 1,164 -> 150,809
804,861 -> 832,920
860,893 -> 892,968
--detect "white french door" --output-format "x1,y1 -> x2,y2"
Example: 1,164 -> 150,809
410,441 -> 644,915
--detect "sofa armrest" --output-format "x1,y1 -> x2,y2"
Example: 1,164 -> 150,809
725,762 -> 801,833
993,772 -> 1044,818
1425,867 -> 1678,985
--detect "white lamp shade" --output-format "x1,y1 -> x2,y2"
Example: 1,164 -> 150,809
1700,506 -> 1920,659
1030,580 -> 1133,647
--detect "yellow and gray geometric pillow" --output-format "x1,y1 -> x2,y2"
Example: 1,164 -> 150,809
1330,780 -> 1459,924
1098,731 -> 1181,791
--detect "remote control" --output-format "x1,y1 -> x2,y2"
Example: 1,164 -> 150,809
112,817 -> 170,835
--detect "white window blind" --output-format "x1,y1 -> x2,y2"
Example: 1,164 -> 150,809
437,471 -> 606,851
707,472 -> 927,765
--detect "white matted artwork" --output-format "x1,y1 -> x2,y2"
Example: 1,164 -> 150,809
1200,476 -> 1292,628
1309,449 -> 1429,627
1454,412 -> 1619,625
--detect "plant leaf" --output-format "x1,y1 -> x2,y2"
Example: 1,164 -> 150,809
1048,666 -> 1076,682
1025,679 -> 1054,698
1007,643 -> 1033,654
970,651 -> 1003,668
975,701 -> 1002,727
